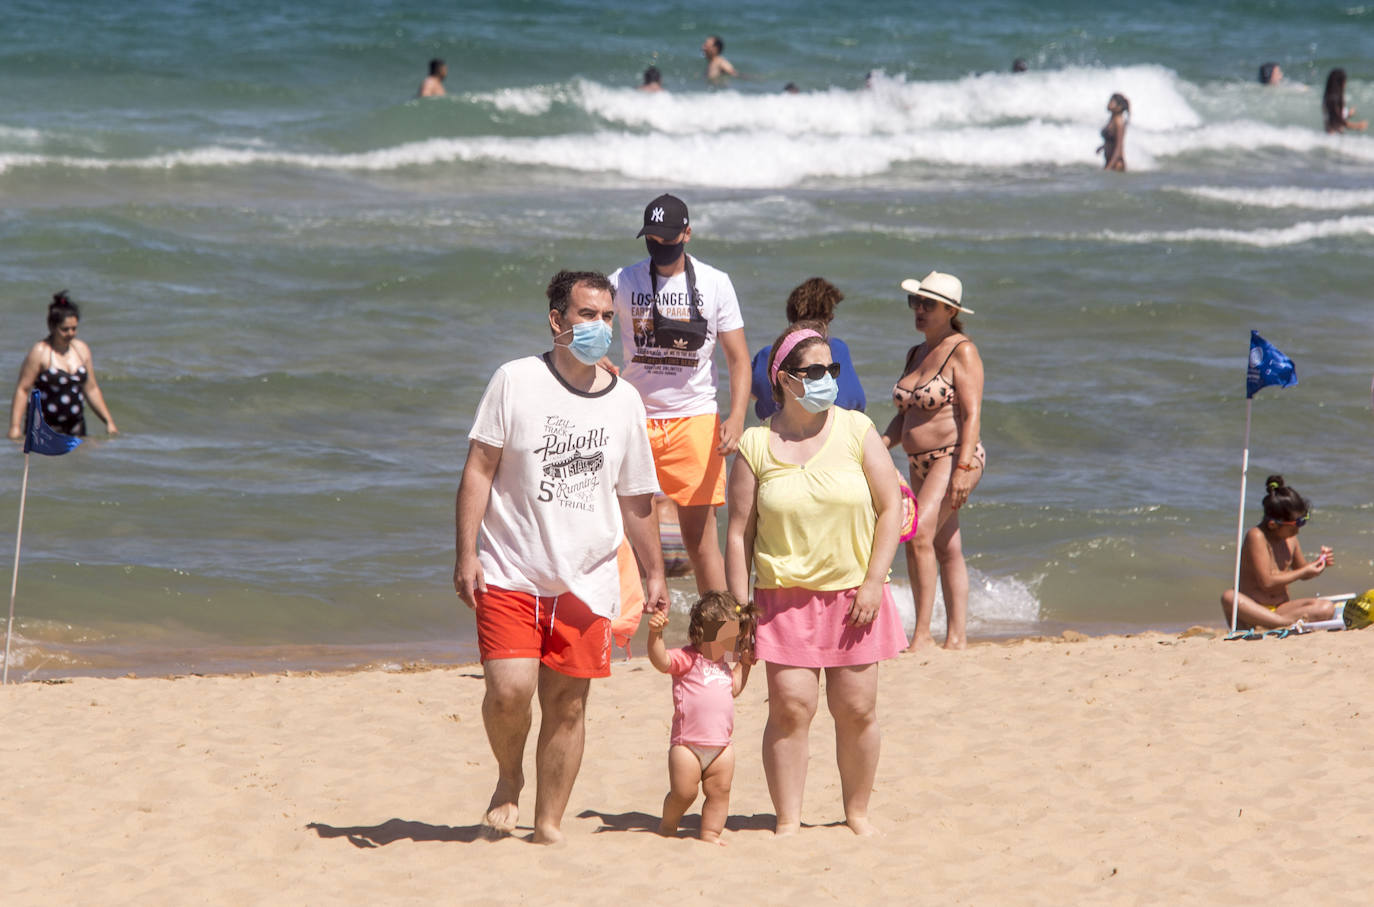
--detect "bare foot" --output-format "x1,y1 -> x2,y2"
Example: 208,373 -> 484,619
773,820 -> 800,837
942,636 -> 967,651
846,816 -> 878,836
657,819 -> 680,837
904,634 -> 936,653
700,833 -> 727,847
481,777 -> 522,837
532,823 -> 565,846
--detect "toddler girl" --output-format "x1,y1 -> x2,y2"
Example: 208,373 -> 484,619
647,591 -> 755,844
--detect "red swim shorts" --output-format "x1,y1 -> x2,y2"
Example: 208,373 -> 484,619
475,585 -> 612,679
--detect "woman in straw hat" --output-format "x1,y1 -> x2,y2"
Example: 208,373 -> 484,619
881,272 -> 984,650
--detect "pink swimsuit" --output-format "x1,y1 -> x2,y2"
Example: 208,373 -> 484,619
666,646 -> 734,768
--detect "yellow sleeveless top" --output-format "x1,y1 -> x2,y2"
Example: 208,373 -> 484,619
738,408 -> 881,591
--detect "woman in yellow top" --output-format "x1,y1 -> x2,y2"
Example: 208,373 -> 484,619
725,321 -> 903,837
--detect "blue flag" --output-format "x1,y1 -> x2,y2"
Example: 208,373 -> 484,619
1246,330 -> 1297,399
23,389 -> 82,456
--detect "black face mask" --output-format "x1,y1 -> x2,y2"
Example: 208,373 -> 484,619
645,237 -> 685,269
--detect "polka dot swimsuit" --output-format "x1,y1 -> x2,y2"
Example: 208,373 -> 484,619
34,347 -> 87,435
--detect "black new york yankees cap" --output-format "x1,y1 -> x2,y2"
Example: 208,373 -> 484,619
636,193 -> 690,240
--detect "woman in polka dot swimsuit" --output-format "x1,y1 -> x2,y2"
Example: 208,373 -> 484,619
8,291 -> 118,440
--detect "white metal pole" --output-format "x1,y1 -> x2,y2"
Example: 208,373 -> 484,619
4,453 -> 32,685
1229,400 -> 1253,634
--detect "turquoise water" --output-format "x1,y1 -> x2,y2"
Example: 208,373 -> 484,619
2,0 -> 1373,677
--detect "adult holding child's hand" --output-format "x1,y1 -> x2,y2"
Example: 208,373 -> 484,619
452,270 -> 666,845
726,322 -> 905,837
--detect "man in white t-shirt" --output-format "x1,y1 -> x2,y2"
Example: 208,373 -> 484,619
454,270 -> 669,845
608,193 -> 750,594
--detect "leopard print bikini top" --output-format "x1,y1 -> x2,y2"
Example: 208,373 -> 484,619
892,339 -> 967,413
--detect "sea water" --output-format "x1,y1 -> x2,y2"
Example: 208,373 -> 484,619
2,0 -> 1372,677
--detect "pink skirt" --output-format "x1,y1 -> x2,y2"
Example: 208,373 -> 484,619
753,584 -> 906,668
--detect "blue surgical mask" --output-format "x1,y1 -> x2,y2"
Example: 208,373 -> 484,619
557,319 -> 613,365
793,373 -> 838,413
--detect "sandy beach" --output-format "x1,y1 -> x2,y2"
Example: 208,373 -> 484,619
2,628 -> 1371,904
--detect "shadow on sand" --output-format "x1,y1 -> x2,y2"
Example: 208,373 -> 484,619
307,818 -> 508,848
575,809 -> 776,835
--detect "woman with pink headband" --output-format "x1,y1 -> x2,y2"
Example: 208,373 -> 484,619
725,321 -> 904,837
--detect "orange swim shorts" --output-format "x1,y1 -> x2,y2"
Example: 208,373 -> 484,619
646,413 -> 726,508
475,585 -> 612,679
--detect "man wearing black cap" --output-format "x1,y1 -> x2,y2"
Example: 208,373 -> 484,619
608,194 -> 749,594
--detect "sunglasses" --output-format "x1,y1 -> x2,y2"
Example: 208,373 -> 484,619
785,362 -> 842,381
1274,512 -> 1310,527
907,295 -> 941,312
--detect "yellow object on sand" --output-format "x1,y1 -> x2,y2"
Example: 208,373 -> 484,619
1343,589 -> 1374,630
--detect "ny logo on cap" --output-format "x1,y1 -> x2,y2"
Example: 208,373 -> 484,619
651,207 -> 665,223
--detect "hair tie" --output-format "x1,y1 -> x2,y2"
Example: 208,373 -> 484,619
1267,481 -> 1280,492
770,328 -> 823,386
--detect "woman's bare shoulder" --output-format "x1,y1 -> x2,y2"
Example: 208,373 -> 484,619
950,336 -> 982,363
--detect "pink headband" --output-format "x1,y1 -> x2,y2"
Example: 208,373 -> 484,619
770,329 -> 823,386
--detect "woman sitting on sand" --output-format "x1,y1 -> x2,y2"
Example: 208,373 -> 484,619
1322,68 -> 1367,134
1097,93 -> 1129,171
1220,475 -> 1336,630
726,322 -> 904,836
881,271 -> 984,650
8,291 -> 118,441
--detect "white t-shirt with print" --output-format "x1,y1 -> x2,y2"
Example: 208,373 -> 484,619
468,355 -> 660,619
608,256 -> 745,419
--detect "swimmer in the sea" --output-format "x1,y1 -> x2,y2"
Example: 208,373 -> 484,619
1220,475 -> 1336,630
640,66 -> 664,92
1322,68 -> 1367,134
702,35 -> 736,84
1258,62 -> 1282,86
1097,93 -> 1129,171
418,58 -> 446,98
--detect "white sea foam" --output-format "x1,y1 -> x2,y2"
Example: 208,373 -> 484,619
890,570 -> 1042,637
0,123 -> 107,153
1083,215 -> 1374,248
0,125 -> 46,147
2,65 -> 1370,187
470,84 -> 560,117
1173,186 -> 1374,210
0,134 -> 915,187
477,66 -> 1202,136
4,119 -> 1369,187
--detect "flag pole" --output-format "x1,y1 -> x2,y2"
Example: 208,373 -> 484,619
4,452 -> 32,685
1228,399 -> 1253,634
